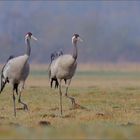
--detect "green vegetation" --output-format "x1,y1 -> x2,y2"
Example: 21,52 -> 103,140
0,68 -> 140,139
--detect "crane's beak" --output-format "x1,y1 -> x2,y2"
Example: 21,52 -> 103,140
78,37 -> 83,42
31,35 -> 38,41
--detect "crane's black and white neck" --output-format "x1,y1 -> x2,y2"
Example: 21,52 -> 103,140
25,32 -> 37,57
72,34 -> 83,60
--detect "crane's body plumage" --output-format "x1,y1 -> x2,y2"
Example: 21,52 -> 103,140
3,55 -> 29,84
49,50 -> 66,89
50,54 -> 77,80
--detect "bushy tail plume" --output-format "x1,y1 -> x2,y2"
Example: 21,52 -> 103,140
0,55 -> 14,93
0,76 -> 8,93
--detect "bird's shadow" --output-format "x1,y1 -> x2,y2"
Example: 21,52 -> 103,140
16,107 -> 28,111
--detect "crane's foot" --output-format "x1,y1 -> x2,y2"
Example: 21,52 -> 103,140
23,104 -> 28,111
71,98 -> 76,106
18,98 -> 28,111
70,98 -> 88,110
70,98 -> 77,109
65,93 -> 76,109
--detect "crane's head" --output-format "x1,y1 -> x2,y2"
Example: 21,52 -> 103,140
25,32 -> 37,41
72,34 -> 83,45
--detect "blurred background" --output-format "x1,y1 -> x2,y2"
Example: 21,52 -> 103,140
0,1 -> 140,64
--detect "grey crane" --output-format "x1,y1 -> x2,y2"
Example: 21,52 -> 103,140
49,50 -> 66,89
0,32 -> 37,116
49,34 -> 83,115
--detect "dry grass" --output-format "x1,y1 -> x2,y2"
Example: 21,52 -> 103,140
0,63 -> 140,139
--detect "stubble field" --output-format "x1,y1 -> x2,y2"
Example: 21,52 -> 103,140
0,63 -> 140,139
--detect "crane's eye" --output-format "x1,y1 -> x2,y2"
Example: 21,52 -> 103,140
74,34 -> 79,38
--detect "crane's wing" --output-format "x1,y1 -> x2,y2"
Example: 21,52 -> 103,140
0,55 -> 15,93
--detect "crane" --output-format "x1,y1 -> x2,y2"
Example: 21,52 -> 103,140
49,50 -> 64,89
49,34 -> 83,115
0,32 -> 37,116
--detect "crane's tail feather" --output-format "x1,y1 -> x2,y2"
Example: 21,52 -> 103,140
0,55 -> 14,94
0,55 -> 15,94
0,75 -> 8,94
0,82 -> 6,93
7,55 -> 15,62
0,78 -> 7,93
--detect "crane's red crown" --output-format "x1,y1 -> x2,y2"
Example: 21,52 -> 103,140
73,34 -> 79,38
26,32 -> 32,37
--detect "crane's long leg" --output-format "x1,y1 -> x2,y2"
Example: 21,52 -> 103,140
58,80 -> 63,116
50,79 -> 53,88
64,79 -> 67,84
12,89 -> 16,117
65,79 -> 76,108
18,82 -> 28,110
55,79 -> 59,89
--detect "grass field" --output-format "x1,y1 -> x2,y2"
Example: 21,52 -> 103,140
0,64 -> 140,139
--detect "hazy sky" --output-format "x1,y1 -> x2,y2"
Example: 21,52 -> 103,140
1,1 -> 140,63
